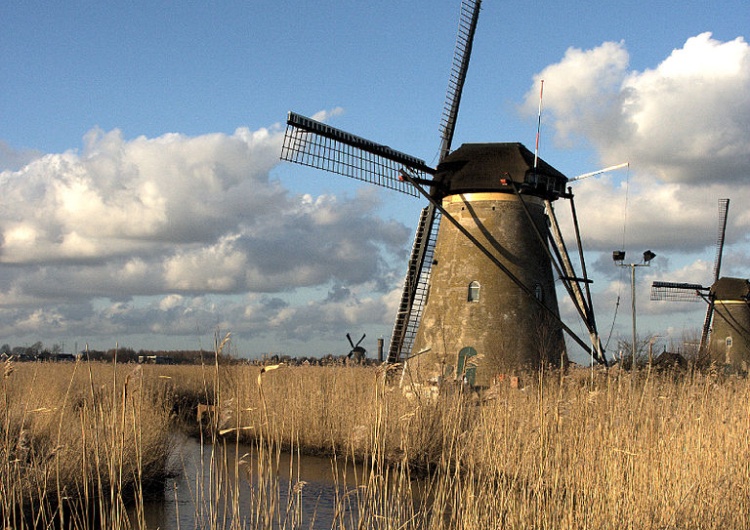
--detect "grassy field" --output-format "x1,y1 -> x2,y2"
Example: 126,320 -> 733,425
2,355 -> 749,529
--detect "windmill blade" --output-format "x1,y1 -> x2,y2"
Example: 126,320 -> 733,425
711,198 -> 730,284
439,0 -> 482,159
388,205 -> 441,362
356,334 -> 366,347
346,333 -> 355,349
650,281 -> 708,302
700,198 -> 731,351
281,112 -> 433,197
387,0 -> 481,362
568,162 -> 629,183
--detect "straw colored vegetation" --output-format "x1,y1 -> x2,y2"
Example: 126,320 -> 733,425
0,358 -> 173,529
2,355 -> 749,529
202,363 -> 750,529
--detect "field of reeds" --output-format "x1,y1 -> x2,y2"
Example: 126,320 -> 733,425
2,353 -> 749,529
0,358 -> 174,529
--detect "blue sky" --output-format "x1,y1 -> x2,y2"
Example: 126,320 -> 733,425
1,1 -> 748,360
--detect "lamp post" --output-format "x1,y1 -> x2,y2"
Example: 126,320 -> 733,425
613,250 -> 656,369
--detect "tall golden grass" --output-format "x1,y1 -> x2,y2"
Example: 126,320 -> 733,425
3,355 -> 749,529
207,363 -> 750,529
0,357 -> 173,529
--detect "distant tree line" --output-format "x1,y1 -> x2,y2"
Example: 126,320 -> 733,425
0,342 -> 238,365
0,342 -> 377,366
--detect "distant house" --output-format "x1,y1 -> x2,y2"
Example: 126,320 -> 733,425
137,355 -> 174,365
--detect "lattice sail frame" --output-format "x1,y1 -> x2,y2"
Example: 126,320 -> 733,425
281,112 -> 433,197
439,0 -> 481,158
650,281 -> 709,302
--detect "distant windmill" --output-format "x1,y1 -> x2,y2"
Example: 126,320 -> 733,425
280,0 -> 607,383
651,199 -> 750,369
346,333 -> 367,363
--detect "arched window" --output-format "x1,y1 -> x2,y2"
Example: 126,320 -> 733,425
468,281 -> 480,302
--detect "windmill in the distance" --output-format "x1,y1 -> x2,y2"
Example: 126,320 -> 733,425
280,0 -> 607,384
651,199 -> 750,370
346,333 -> 367,363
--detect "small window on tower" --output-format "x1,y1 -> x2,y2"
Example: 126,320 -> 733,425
468,281 -> 480,302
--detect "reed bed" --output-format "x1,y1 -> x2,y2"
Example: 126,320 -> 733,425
198,363 -> 750,529
3,356 -> 749,529
0,358 -> 174,529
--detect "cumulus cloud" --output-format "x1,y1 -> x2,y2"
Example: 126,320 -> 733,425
526,34 -> 750,259
524,41 -> 632,149
558,177 -> 750,256
0,126 -> 286,263
0,123 -> 411,350
524,33 -> 750,185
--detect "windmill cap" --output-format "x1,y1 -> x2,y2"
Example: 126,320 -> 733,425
433,143 -> 568,200
711,277 -> 750,300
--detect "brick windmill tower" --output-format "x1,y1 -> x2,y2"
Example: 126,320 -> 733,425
280,0 -> 607,383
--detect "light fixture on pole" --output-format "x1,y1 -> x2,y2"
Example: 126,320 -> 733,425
613,250 -> 656,369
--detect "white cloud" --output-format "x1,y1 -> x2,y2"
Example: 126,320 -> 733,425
524,41 -> 631,148
526,33 -> 750,255
525,33 -> 750,185
312,107 -> 344,123
0,141 -> 43,171
0,122 -> 411,352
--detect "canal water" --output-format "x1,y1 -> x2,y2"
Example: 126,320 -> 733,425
136,435 -> 419,529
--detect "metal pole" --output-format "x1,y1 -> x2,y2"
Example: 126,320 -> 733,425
615,250 -> 655,369
631,264 -> 637,369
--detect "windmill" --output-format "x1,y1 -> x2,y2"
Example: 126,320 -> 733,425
280,0 -> 607,383
651,199 -> 750,369
346,333 -> 367,363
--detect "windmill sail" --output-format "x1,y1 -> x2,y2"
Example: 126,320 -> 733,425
700,198 -> 730,351
281,112 -> 431,197
280,111 -> 444,363
387,0 -> 481,362
650,281 -> 708,302
439,0 -> 482,159
651,199 -> 732,357
387,207 -> 441,362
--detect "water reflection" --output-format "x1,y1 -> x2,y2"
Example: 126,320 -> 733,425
137,435 -> 390,529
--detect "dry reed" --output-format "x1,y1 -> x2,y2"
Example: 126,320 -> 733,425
0,358 -> 173,529
195,363 -> 750,529
4,355 -> 749,529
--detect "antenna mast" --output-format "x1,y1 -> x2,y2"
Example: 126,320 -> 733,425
534,79 -> 544,171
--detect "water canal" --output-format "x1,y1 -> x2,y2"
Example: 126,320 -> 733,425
135,435 -> 424,529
